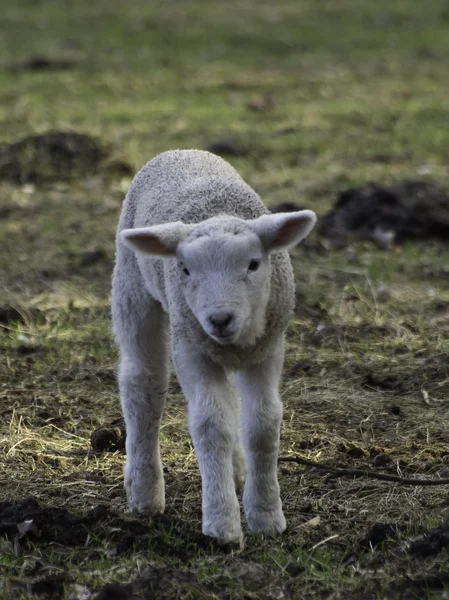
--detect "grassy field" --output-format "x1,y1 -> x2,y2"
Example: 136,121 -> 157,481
1,0 -> 449,598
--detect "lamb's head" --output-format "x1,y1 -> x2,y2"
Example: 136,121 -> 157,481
121,211 -> 316,346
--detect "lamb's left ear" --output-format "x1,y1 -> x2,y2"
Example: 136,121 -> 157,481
251,210 -> 317,252
120,222 -> 193,257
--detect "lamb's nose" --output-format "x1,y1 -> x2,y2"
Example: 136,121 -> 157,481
208,312 -> 233,329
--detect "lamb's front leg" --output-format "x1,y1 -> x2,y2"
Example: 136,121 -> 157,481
235,337 -> 286,536
115,294 -> 170,515
119,354 -> 167,514
173,347 -> 242,546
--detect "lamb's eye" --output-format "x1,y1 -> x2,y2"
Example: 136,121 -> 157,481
248,260 -> 260,272
183,267 -> 190,276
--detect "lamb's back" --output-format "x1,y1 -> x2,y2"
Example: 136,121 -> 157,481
128,150 -> 269,228
117,150 -> 295,367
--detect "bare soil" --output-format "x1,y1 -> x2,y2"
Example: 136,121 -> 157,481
0,132 -> 131,185
319,181 -> 449,246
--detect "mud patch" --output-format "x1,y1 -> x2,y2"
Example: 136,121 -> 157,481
0,498 -> 210,559
0,131 -> 132,184
319,180 -> 449,245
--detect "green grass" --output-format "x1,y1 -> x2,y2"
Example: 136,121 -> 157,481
1,0 -> 449,598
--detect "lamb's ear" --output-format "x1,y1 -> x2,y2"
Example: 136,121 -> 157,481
120,223 -> 193,257
251,210 -> 317,252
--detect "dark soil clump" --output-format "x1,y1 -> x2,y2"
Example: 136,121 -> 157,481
0,498 -> 211,559
0,498 -> 111,546
362,372 -> 405,392
359,522 -> 402,551
91,423 -> 126,452
409,520 -> 449,558
319,180 -> 449,245
79,248 -> 108,267
206,141 -> 246,157
0,131 -> 132,185
6,56 -> 78,72
30,575 -> 70,599
0,306 -> 24,325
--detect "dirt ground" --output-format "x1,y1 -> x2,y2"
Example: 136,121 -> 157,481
1,0 -> 449,598
1,178 -> 449,599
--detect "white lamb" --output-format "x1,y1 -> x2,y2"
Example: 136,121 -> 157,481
112,150 -> 317,546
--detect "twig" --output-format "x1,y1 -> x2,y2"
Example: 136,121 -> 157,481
311,534 -> 340,550
279,455 -> 449,486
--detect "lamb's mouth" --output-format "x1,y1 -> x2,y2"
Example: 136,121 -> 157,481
210,332 -> 238,345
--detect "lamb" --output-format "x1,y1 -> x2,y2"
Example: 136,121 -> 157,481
112,150 -> 317,546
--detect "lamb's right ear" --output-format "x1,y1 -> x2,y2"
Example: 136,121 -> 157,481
250,210 -> 317,252
120,223 -> 193,257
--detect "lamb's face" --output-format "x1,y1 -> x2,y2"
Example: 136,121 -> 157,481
177,231 -> 271,345
121,210 -> 317,346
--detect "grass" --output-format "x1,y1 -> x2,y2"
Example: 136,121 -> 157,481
1,0 -> 449,598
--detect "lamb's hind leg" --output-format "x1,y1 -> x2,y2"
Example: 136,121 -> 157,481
112,256 -> 169,513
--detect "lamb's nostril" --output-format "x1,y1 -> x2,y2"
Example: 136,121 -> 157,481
209,312 -> 233,328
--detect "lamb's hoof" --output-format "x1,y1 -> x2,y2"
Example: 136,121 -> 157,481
203,520 -> 243,549
246,508 -> 286,536
125,472 -> 165,515
127,497 -> 165,515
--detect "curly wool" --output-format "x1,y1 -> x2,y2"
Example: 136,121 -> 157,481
115,149 -> 295,368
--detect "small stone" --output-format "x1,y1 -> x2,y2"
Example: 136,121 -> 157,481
21,184 -> 36,194
372,226 -> 395,250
